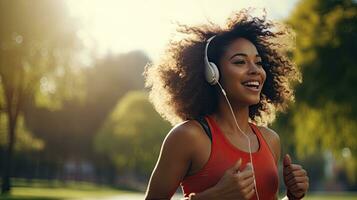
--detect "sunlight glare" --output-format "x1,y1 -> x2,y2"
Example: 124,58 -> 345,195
66,0 -> 298,62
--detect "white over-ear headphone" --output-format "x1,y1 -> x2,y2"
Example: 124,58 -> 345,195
204,36 -> 220,85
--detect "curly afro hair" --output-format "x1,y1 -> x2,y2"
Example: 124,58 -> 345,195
145,9 -> 301,125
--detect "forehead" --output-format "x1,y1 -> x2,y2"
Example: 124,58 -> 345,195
224,37 -> 259,57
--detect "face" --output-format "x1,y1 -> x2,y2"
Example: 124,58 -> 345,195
218,38 -> 266,106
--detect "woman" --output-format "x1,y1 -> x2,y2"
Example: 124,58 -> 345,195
145,9 -> 309,200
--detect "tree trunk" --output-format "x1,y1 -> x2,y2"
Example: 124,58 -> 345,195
0,66 -> 24,194
1,112 -> 16,194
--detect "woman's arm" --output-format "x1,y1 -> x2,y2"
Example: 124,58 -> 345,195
145,121 -> 202,199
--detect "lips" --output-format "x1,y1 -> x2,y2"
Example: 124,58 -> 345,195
240,79 -> 262,92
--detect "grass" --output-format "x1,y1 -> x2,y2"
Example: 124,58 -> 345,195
0,178 -> 130,200
1,179 -> 356,200
2,190 -> 357,200
277,193 -> 357,200
0,187 -> 127,200
303,193 -> 357,200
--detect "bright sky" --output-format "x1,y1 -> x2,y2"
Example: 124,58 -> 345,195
66,0 -> 299,63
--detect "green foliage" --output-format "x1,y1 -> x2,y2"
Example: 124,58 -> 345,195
292,103 -> 356,157
291,103 -> 356,182
0,0 -> 84,111
33,68 -> 87,111
21,51 -> 149,163
287,0 -> 357,108
0,0 -> 83,193
94,91 -> 171,177
0,0 -> 84,158
275,0 -> 357,183
0,114 -> 44,152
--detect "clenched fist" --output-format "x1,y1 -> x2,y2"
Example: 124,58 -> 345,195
213,159 -> 256,200
283,154 -> 309,199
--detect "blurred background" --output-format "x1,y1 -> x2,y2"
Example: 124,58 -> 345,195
0,0 -> 356,199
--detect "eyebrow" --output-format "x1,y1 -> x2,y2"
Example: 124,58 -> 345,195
229,53 -> 261,60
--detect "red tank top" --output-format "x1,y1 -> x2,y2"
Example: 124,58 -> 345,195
181,116 -> 278,200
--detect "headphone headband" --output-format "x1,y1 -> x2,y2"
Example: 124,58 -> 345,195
204,36 -> 216,64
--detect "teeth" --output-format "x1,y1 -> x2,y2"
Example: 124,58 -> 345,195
243,81 -> 260,87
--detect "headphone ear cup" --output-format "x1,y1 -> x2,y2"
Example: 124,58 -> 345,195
205,62 -> 220,85
210,62 -> 220,84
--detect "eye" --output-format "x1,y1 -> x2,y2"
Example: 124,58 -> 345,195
233,60 -> 245,65
256,61 -> 263,66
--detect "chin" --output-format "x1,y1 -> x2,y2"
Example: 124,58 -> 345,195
233,88 -> 262,106
249,100 -> 260,106
243,95 -> 261,106
238,98 -> 259,106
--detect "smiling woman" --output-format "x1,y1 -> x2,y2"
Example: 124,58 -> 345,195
144,8 -> 309,200
145,11 -> 300,126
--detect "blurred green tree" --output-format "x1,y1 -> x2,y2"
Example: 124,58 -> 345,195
0,0 -> 81,193
276,0 -> 357,183
94,91 -> 171,181
0,114 -> 44,152
21,51 -> 149,184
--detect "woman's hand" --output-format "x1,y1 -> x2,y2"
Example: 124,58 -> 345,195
194,159 -> 256,200
283,154 -> 309,199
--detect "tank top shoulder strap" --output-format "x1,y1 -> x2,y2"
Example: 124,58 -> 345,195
205,115 -> 218,140
249,123 -> 276,160
195,116 -> 212,141
249,123 -> 266,146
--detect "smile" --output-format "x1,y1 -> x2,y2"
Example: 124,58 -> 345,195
242,80 -> 261,92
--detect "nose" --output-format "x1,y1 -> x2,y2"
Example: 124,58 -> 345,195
248,61 -> 259,75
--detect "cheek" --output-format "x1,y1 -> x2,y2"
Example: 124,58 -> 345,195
261,68 -> 267,83
227,65 -> 246,78
221,64 -> 244,84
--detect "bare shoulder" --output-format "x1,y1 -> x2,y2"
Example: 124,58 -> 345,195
256,126 -> 281,162
163,119 -> 208,153
257,126 -> 280,144
158,119 -> 210,175
145,120 -> 208,198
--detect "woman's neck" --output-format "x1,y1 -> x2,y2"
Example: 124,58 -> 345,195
214,96 -> 251,135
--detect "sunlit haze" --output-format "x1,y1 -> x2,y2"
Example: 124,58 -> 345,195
66,0 -> 298,63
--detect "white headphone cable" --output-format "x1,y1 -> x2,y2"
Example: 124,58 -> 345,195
217,82 -> 260,200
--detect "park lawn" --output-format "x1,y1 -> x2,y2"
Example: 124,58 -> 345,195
2,190 -> 357,200
304,193 -> 357,200
0,179 -> 130,200
277,193 -> 357,200
1,179 -> 356,200
0,186 -> 129,200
